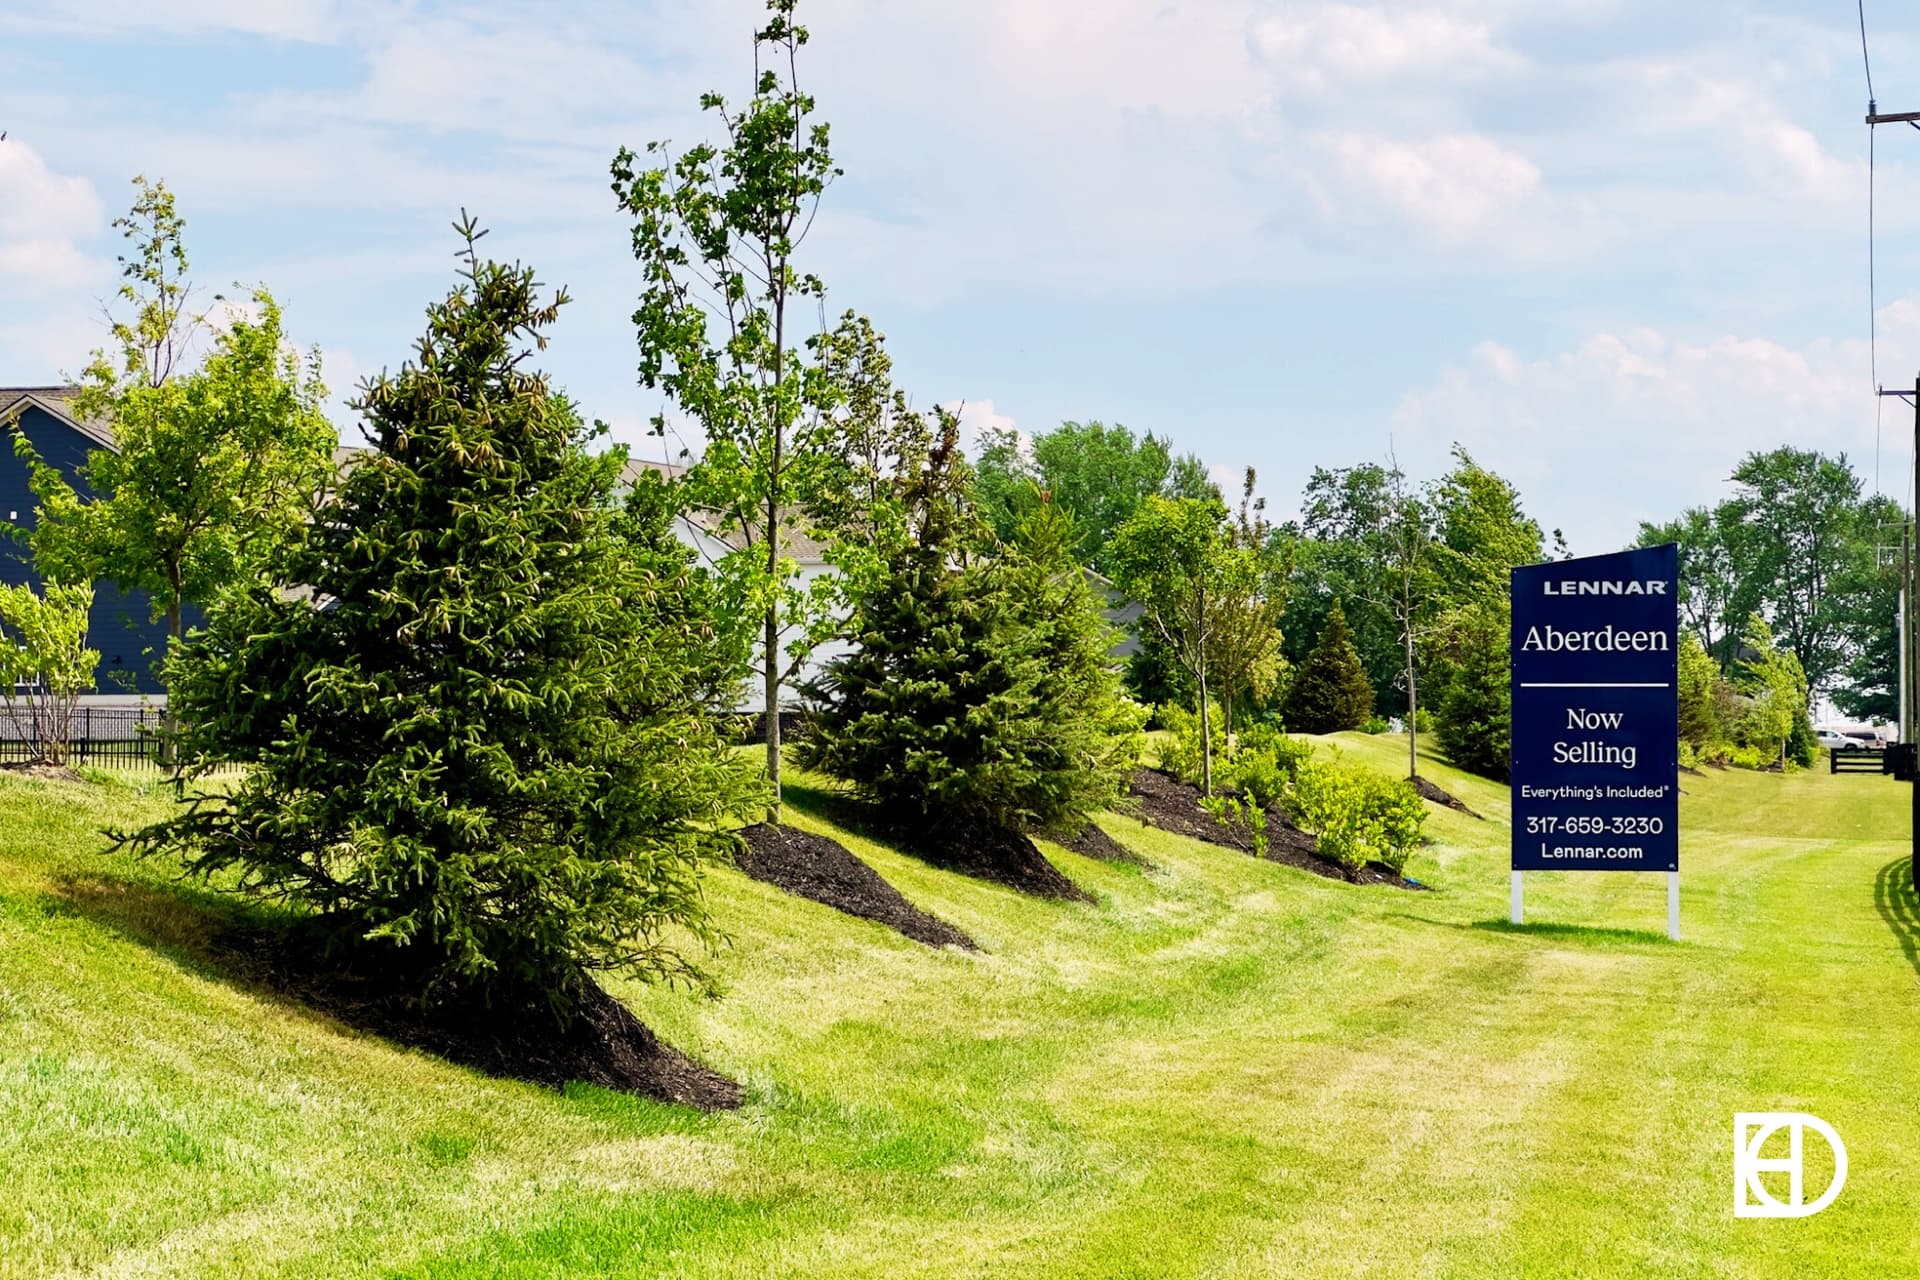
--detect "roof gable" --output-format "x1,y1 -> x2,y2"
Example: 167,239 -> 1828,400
0,386 -> 117,452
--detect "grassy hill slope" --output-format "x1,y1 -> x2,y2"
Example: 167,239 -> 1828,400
2,741 -> 1915,1278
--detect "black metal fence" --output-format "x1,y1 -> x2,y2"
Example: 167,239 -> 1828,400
1831,746 -> 1891,775
0,705 -> 166,771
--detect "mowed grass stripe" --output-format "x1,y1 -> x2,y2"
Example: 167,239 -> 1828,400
0,743 -> 1915,1277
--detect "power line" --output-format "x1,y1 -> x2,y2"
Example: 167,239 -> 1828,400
1873,121 -> 1881,494
1861,0 -> 1878,105
1862,0 -> 1880,493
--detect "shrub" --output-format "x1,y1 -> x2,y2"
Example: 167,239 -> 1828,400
1225,724 -> 1315,809
1282,601 -> 1375,733
1158,702 -> 1227,786
1202,792 -> 1268,857
1284,759 -> 1426,873
1361,714 -> 1392,735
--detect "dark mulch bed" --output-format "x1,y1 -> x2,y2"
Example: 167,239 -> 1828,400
1126,768 -> 1426,891
1408,774 -> 1482,819
215,920 -> 742,1110
1050,820 -> 1151,868
907,818 -> 1095,904
777,785 -> 1092,904
733,823 -> 975,950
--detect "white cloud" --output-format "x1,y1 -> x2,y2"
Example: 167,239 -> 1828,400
1252,5 -> 1522,90
0,138 -> 104,295
943,398 -> 1024,463
1306,131 -> 1550,245
0,0 -> 344,43
1630,61 -> 1858,201
1392,302 -> 1920,552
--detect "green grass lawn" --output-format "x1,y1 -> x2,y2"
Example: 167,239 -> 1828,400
1,738 -> 1914,1278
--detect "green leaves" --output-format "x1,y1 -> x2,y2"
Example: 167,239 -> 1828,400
612,0 -> 859,811
0,581 -> 98,766
24,192 -> 336,686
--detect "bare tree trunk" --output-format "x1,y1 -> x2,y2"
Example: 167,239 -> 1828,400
163,594 -> 182,769
1404,619 -> 1419,780
1197,662 -> 1213,799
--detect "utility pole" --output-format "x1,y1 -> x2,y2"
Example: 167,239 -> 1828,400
1873,376 -> 1919,884
1866,31 -> 1920,885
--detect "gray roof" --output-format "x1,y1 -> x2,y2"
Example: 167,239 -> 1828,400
617,455 -> 830,563
0,385 -> 116,450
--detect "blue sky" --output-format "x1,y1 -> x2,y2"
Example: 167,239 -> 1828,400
3,0 -> 1918,552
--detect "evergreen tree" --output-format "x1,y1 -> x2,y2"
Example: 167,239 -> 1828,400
1676,633 -> 1722,751
1003,487 -> 1139,830
1283,602 -> 1374,734
127,221 -> 760,1017
1431,600 -> 1511,781
801,417 -> 1115,859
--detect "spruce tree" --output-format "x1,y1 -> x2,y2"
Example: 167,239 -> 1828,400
128,220 -> 760,1017
1432,599 -> 1512,781
1283,602 -> 1374,734
800,418 -> 1108,886
1004,488 -> 1138,832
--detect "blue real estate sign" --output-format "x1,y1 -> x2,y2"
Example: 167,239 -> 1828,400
1511,544 -> 1679,872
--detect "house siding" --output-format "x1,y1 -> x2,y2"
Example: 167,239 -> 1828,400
2,401 -> 182,694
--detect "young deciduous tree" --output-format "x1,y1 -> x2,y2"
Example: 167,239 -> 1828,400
1282,601 -> 1374,734
27,291 -> 335,665
126,222 -> 761,1017
1366,459 -> 1438,779
0,581 -> 98,766
612,0 -> 851,818
1206,469 -> 1289,732
1109,495 -> 1232,795
1734,614 -> 1810,767
19,178 -> 334,731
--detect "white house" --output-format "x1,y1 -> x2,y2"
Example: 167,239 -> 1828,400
619,458 -> 854,712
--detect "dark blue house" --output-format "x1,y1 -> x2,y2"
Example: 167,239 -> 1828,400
0,386 -> 180,695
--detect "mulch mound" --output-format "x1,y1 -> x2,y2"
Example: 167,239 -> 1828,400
1051,820 -> 1151,867
216,922 -> 741,1110
1126,768 -> 1425,890
1408,774 -> 1482,819
733,823 -> 975,950
907,818 -> 1095,904
0,761 -> 87,783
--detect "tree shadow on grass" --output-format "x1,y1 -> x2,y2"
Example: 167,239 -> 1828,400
48,872 -> 293,983
43,872 -> 744,1108
1872,857 -> 1920,979
1469,919 -> 1677,946
775,777 -> 871,837
1384,912 -> 1677,947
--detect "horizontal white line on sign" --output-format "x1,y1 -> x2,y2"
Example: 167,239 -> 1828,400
1518,682 -> 1671,688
